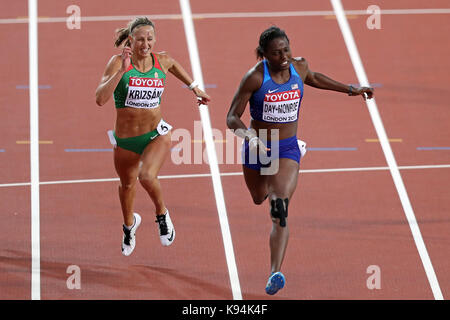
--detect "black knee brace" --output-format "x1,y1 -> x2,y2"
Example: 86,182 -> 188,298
270,198 -> 289,227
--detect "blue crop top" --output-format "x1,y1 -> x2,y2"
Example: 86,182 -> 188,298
249,60 -> 303,123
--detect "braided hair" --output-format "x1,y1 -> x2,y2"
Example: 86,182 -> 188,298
255,26 -> 289,60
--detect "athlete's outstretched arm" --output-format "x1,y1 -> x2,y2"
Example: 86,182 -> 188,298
158,52 -> 211,105
299,58 -> 374,100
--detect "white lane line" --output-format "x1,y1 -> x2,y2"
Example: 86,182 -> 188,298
192,8 -> 450,19
331,0 -> 444,300
179,0 -> 242,300
28,0 -> 40,301
1,8 -> 450,24
1,164 -> 450,188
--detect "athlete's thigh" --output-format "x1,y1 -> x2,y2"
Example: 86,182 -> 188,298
114,146 -> 141,183
243,165 -> 269,202
140,132 -> 172,174
267,158 -> 299,199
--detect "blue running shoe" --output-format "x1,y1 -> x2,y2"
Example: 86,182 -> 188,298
265,272 -> 285,295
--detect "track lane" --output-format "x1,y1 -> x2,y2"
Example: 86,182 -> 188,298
348,5 -> 450,297
39,179 -> 232,299
36,4 -> 231,299
193,4 -> 442,298
0,14 -> 31,300
2,0 -> 448,300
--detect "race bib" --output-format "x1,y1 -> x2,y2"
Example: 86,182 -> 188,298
125,77 -> 164,109
156,119 -> 172,136
107,130 -> 117,148
262,89 -> 301,122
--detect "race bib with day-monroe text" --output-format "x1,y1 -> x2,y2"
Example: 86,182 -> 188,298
262,89 -> 301,123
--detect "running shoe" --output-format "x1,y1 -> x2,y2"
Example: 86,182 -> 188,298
155,210 -> 175,246
298,139 -> 307,158
265,272 -> 285,295
121,212 -> 141,256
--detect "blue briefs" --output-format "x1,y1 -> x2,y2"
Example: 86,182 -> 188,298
242,135 -> 301,170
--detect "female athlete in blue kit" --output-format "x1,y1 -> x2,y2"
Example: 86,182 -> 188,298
226,26 -> 373,295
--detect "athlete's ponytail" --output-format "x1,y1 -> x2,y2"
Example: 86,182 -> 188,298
255,26 -> 289,60
114,17 -> 155,47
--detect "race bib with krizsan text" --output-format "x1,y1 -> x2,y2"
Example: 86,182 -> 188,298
125,77 -> 165,109
262,89 -> 301,122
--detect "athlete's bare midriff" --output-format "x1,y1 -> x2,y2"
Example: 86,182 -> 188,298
250,118 -> 298,141
115,106 -> 162,138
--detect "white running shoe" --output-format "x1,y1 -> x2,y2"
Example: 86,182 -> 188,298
298,139 -> 307,158
155,210 -> 175,246
121,213 -> 141,256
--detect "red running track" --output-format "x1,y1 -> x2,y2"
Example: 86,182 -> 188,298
0,0 -> 449,300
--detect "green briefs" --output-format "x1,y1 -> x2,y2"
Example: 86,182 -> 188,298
113,129 -> 159,155
109,119 -> 173,155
